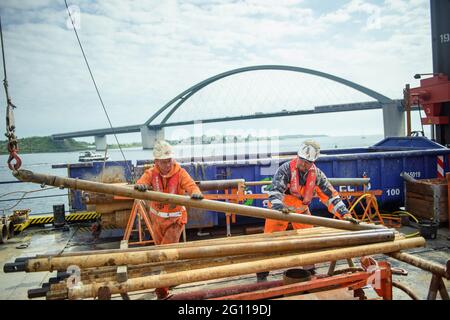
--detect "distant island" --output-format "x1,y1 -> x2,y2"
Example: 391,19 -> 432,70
0,133 -> 327,155
0,136 -> 92,155
168,133 -> 327,145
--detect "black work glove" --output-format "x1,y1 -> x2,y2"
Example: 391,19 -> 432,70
343,213 -> 359,224
279,207 -> 291,214
191,192 -> 204,200
134,184 -> 149,192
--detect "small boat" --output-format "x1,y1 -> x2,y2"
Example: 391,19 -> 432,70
78,151 -> 109,162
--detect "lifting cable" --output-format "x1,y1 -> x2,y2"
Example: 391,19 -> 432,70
64,0 -> 132,180
1,16 -> 22,171
0,187 -> 58,213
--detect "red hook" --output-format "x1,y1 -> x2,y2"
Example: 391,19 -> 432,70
7,148 -> 22,171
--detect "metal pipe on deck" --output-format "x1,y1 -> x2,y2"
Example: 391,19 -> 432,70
12,169 -> 384,232
14,230 -> 395,272
197,178 -> 371,190
16,228 -> 385,261
388,251 -> 450,279
245,177 -> 371,186
46,253 -> 292,286
167,279 -> 285,300
196,179 -> 245,191
64,237 -> 425,300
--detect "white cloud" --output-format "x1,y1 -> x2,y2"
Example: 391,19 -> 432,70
0,0 -> 433,142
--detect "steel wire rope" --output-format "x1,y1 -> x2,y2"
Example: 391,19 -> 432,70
0,186 -> 59,212
64,0 -> 133,182
320,79 -> 352,135
314,76 -> 332,107
283,72 -> 303,111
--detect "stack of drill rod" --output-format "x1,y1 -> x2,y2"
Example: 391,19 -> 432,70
4,227 -> 425,300
6,170 -> 426,299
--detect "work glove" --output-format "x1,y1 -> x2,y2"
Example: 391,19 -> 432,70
343,213 -> 359,224
134,184 -> 149,192
279,207 -> 291,214
191,192 -> 204,200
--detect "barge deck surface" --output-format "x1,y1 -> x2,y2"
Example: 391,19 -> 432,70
0,224 -> 448,300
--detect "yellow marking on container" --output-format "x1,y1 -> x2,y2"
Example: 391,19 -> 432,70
12,212 -> 101,234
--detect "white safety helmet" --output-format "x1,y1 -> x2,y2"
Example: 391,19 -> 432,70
153,140 -> 173,160
297,140 -> 320,162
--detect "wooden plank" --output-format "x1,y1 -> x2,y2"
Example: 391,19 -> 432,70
405,197 -> 448,222
100,214 -> 116,227
405,195 -> 448,211
406,180 -> 447,198
115,210 -> 131,229
406,192 -> 447,204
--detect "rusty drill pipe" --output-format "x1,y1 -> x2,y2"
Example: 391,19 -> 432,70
65,237 -> 425,300
245,177 -> 371,187
168,279 -> 286,300
63,254 -> 271,279
188,178 -> 371,190
67,254 -> 273,282
46,289 -> 69,301
21,228 -> 345,260
19,230 -> 395,272
23,229 -> 387,261
55,252 -> 297,286
388,251 -> 450,279
44,254 -> 293,298
13,169 -> 383,231
196,179 -> 245,191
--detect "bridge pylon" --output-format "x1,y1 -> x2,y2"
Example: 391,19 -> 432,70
141,126 -> 165,149
94,135 -> 107,151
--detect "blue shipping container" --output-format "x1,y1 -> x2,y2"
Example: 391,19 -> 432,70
60,137 -> 450,229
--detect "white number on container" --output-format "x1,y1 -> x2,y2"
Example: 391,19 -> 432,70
406,171 -> 421,178
440,33 -> 450,44
386,188 -> 400,196
339,185 -> 355,192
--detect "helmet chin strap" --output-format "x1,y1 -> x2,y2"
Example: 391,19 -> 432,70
296,157 -> 312,173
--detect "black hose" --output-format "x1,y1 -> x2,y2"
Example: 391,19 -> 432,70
392,281 -> 420,300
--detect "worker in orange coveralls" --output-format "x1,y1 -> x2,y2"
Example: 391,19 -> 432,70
134,140 -> 204,299
256,140 -> 359,282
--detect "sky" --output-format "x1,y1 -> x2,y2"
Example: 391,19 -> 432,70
0,0 -> 433,144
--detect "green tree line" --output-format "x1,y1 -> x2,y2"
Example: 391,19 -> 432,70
0,136 -> 92,154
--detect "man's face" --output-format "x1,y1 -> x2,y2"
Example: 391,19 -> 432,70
296,156 -> 313,173
155,158 -> 173,175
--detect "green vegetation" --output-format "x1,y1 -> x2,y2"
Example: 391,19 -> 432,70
0,133 -> 328,154
107,142 -> 142,149
0,136 -> 93,154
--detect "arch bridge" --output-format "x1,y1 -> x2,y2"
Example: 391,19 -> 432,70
52,65 -> 404,150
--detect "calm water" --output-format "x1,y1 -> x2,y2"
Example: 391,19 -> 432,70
0,135 -> 383,215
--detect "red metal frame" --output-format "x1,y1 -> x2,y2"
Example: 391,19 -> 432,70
210,258 -> 393,300
410,74 -> 450,125
123,200 -> 155,245
115,181 -> 385,237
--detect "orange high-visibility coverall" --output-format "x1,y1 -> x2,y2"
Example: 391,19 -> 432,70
136,161 -> 201,298
264,195 -> 314,232
264,159 -> 344,233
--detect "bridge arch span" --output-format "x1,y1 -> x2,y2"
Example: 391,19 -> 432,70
145,65 -> 394,126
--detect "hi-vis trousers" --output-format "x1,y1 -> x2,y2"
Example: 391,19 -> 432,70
264,195 -> 314,233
